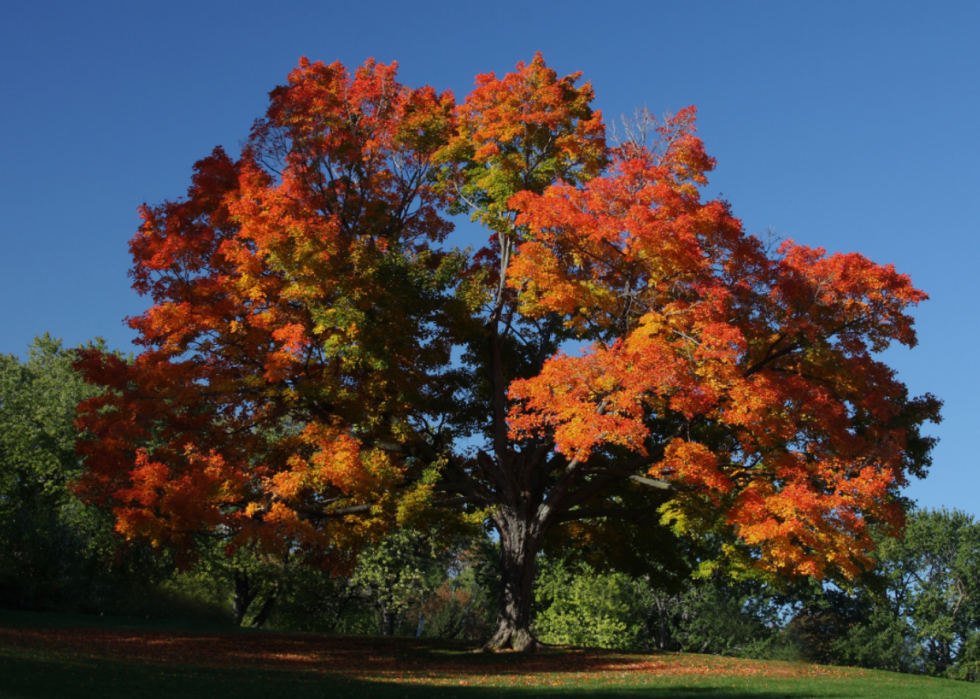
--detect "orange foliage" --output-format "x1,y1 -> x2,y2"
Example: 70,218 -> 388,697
75,58 -> 459,566
75,55 -> 938,589
505,108 -> 937,578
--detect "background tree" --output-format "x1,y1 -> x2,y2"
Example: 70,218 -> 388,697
0,335 -> 174,615
347,528 -> 448,636
181,540 -> 290,628
659,572 -> 794,658
823,509 -> 980,679
531,534 -> 797,656
262,527 -> 475,637
74,54 -> 939,651
418,529 -> 501,641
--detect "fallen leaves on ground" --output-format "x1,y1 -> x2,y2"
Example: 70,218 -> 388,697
0,625 -> 865,688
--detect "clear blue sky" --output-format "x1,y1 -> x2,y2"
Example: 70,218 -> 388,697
1,1 -> 977,515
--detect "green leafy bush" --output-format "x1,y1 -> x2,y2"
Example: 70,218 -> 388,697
534,560 -> 644,649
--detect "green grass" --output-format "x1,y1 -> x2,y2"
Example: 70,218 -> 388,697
0,609 -> 974,698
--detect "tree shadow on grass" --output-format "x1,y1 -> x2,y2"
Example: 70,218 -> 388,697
0,646 -> 849,699
0,614 -> 964,698
0,624 -> 812,679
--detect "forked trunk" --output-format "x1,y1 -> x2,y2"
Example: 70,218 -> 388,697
231,570 -> 258,626
250,586 -> 278,628
482,514 -> 545,652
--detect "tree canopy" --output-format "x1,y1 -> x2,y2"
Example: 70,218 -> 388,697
74,54 -> 939,650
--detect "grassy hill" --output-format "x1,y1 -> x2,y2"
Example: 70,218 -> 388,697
0,610 -> 972,698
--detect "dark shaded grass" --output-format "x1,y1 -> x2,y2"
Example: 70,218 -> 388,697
0,610 -> 972,698
0,608 -> 247,634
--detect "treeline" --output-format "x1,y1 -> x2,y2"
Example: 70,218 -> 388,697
1,336 -> 978,682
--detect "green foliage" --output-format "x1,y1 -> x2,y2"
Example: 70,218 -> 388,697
172,541 -> 291,627
0,335 -> 215,619
436,532 -> 501,636
534,559 -> 645,649
1,336 -> 125,611
417,537 -> 498,641
0,334 -> 101,515
879,508 -> 980,676
832,606 -> 918,673
789,584 -> 876,665
348,529 -> 445,635
266,565 -> 369,634
531,528 -> 796,657
661,575 -> 795,660
261,528 -> 466,637
419,581 -> 482,640
524,508 -> 980,683
790,508 -> 980,681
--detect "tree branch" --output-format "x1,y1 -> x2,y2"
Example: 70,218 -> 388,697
555,504 -> 664,524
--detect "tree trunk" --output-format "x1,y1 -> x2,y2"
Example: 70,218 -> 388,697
250,587 -> 278,629
231,570 -> 258,626
482,513 -> 544,652
653,594 -> 669,650
379,602 -> 397,636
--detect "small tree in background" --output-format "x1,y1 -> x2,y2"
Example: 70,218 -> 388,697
346,529 -> 447,636
0,335 -> 174,615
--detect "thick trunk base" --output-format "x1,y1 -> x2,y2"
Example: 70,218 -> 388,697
483,513 -> 543,652
481,622 -> 545,653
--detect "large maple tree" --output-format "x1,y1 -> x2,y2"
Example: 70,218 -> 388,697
76,54 -> 939,651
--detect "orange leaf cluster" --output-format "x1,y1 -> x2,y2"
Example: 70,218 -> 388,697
504,109 -> 937,579
74,58 -> 461,565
